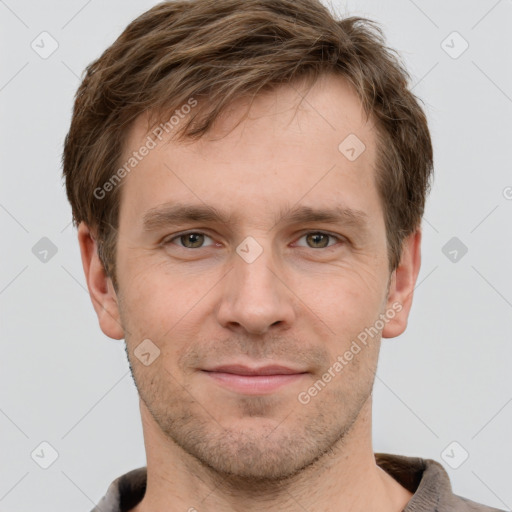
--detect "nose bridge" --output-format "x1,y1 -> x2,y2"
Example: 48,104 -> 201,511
216,235 -> 295,334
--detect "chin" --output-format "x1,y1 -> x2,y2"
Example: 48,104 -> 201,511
171,416 -> 345,486
198,437 -> 317,482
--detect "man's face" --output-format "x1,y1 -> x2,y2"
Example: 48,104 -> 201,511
103,73 -> 401,481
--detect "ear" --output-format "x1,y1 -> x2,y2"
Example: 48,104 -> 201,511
382,229 -> 422,339
77,222 -> 125,340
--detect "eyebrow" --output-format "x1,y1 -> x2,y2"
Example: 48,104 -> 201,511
273,204 -> 369,231
142,202 -> 369,233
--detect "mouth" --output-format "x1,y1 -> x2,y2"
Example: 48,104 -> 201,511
200,364 -> 309,395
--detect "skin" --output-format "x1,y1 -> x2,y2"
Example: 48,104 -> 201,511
78,72 -> 421,511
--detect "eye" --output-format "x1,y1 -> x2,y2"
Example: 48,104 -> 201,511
164,232 -> 216,249
162,230 -> 344,250
294,231 -> 343,249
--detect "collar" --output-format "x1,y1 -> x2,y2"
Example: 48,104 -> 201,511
91,452 -> 504,512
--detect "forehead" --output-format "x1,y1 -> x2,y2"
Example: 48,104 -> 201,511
118,73 -> 381,229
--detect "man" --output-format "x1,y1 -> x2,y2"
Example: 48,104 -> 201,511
62,0 -> 504,511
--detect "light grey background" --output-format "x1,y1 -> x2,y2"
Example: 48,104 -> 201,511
1,0 -> 511,510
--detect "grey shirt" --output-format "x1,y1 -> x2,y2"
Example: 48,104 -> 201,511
91,452 -> 506,512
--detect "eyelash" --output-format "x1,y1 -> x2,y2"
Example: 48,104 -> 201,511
162,230 -> 345,250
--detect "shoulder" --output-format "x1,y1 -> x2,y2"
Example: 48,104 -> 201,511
375,453 -> 506,512
449,493 -> 507,512
91,467 -> 147,512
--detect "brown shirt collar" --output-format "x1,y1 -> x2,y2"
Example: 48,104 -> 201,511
91,452 -> 506,512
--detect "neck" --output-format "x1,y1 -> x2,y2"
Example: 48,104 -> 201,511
131,397 -> 413,512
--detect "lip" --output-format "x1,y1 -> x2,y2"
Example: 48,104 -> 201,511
201,364 -> 308,395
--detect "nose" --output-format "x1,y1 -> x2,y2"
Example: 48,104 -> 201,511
215,241 -> 296,335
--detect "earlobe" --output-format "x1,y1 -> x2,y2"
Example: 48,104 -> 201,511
382,229 -> 422,339
77,222 -> 125,340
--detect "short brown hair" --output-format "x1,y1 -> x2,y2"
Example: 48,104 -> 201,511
62,0 -> 433,290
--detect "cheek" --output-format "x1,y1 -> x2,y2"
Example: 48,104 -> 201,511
117,265 -> 213,366
298,264 -> 386,327
122,257 -> 210,316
